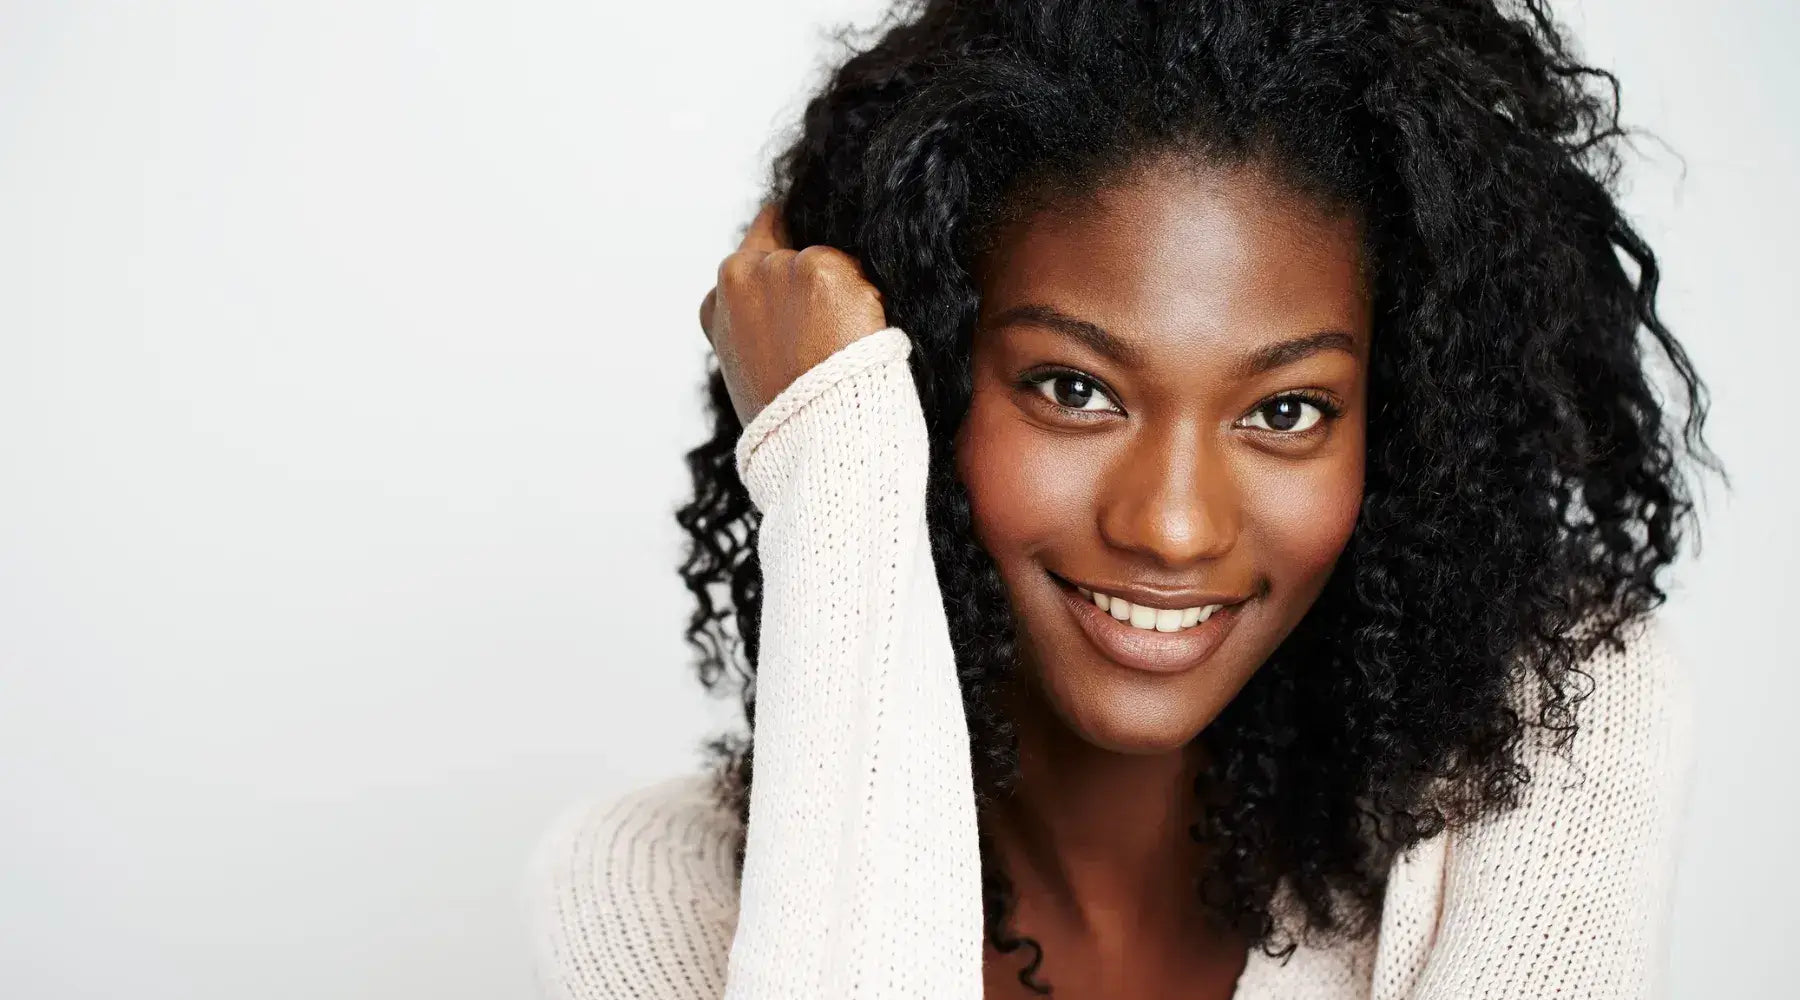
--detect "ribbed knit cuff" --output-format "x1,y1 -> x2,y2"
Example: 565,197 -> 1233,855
733,326 -> 914,505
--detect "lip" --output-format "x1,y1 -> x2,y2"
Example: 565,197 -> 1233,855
1054,573 -> 1249,611
1054,574 -> 1247,675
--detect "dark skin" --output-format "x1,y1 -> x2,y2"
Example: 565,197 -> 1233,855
703,156 -> 1373,997
960,157 -> 1372,996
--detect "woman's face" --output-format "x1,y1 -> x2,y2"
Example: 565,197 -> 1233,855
954,157 -> 1372,754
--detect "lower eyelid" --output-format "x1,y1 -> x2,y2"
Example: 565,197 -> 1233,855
1240,398 -> 1339,433
1022,374 -> 1120,413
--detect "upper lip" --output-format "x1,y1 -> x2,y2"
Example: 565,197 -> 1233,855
1052,572 -> 1252,611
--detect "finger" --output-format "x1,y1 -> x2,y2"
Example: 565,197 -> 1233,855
738,202 -> 790,253
698,288 -> 717,343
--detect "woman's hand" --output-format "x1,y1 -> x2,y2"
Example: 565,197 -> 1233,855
698,203 -> 890,426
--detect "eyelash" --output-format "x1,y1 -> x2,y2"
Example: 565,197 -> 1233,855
1017,367 -> 1122,416
1016,367 -> 1345,433
1240,389 -> 1344,435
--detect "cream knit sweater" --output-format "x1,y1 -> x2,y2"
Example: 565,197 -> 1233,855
528,327 -> 1694,999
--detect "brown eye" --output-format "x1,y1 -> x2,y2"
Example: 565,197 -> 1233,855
1241,396 -> 1325,433
1029,372 -> 1120,413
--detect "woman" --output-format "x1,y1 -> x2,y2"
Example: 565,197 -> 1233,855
532,1 -> 1716,996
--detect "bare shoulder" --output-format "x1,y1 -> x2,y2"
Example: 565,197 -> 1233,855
526,773 -> 743,1000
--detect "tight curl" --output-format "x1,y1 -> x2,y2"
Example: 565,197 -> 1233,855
674,0 -> 1716,989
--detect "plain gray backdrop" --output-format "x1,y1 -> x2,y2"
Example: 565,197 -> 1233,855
2,1 -> 1793,997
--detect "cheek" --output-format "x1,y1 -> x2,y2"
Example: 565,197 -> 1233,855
1241,440 -> 1364,585
956,395 -> 1094,556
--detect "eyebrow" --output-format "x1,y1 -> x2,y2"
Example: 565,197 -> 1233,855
987,303 -> 1359,377
988,304 -> 1144,367
1236,329 -> 1359,378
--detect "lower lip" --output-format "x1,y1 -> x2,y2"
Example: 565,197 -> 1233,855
1056,577 -> 1245,675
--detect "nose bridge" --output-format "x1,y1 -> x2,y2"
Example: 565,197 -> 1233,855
1099,417 -> 1238,565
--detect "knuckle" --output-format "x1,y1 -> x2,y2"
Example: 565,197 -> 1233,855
793,244 -> 847,275
796,250 -> 867,296
717,251 -> 755,284
759,248 -> 797,273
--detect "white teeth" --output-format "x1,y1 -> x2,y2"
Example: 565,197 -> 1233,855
1076,584 -> 1226,633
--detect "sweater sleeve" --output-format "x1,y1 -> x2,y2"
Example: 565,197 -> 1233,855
723,326 -> 984,999
528,776 -> 743,1000
1405,614 -> 1696,1000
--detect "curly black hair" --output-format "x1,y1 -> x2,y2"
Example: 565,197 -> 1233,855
673,0 -> 1718,990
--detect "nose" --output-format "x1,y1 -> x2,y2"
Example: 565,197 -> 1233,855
1097,421 -> 1239,567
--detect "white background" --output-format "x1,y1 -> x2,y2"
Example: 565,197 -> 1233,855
1,1 -> 1793,997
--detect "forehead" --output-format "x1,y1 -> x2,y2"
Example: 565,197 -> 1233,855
977,158 -> 1371,355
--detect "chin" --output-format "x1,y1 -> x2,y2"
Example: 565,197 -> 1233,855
1035,666 -> 1221,755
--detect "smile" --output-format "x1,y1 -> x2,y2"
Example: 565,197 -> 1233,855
1078,586 -> 1223,632
1052,573 -> 1247,674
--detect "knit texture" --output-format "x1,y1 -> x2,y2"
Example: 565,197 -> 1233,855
528,326 -> 1693,999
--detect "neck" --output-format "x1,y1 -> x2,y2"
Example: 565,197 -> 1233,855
983,684 -> 1210,940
